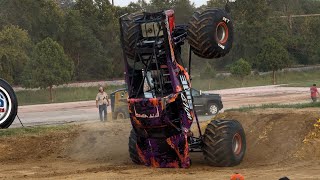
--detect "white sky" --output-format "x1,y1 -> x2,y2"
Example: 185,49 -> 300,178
113,0 -> 208,7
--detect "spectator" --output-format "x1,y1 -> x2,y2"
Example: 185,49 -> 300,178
96,86 -> 110,122
230,173 -> 244,180
279,177 -> 290,180
310,84 -> 320,103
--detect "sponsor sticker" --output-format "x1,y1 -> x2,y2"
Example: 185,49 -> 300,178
179,75 -> 193,120
0,92 -> 8,120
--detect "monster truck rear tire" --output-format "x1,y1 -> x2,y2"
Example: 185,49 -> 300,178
129,129 -> 143,164
202,120 -> 246,167
122,13 -> 144,60
0,79 -> 18,129
188,9 -> 233,59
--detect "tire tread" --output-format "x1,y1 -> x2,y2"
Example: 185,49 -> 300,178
202,119 -> 246,167
187,9 -> 233,59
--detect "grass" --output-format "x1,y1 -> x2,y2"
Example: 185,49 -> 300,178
17,85 -> 124,105
192,70 -> 320,90
226,102 -> 320,112
0,125 -> 72,137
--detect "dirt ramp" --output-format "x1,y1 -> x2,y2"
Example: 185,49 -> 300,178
0,127 -> 77,163
66,110 -> 320,167
295,118 -> 320,161
221,109 -> 320,166
65,121 -> 132,165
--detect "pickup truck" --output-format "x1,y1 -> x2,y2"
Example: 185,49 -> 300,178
192,88 -> 223,115
110,88 -> 223,119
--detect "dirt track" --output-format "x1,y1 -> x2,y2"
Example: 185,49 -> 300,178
1,109 -> 320,179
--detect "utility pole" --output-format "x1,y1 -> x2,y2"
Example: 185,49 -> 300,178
279,14 -> 320,18
112,0 -> 114,6
278,14 -> 320,33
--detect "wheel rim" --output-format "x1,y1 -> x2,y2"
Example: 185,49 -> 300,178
117,112 -> 125,119
209,105 -> 218,115
0,87 -> 12,124
216,22 -> 229,44
232,133 -> 242,155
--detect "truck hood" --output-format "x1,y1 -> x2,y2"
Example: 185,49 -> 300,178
202,92 -> 221,96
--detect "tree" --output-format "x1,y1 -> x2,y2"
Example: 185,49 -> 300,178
23,38 -> 74,102
200,62 -> 216,79
172,0 -> 195,23
0,25 -> 32,84
256,38 -> 290,85
0,56 -> 13,83
148,0 -> 173,11
0,0 -> 64,42
231,0 -> 271,64
53,0 -> 76,9
63,8 -> 113,80
1,0 -> 319,85
230,58 -> 251,85
127,0 -> 148,12
71,0 -> 119,79
207,0 -> 229,8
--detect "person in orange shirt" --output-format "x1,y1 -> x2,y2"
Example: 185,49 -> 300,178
230,173 -> 244,180
310,84 -> 320,102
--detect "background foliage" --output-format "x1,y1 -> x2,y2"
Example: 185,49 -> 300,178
0,0 -> 319,86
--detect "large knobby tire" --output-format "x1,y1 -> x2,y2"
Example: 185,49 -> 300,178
202,120 -> 246,167
0,79 -> 18,129
122,13 -> 144,60
129,129 -> 142,164
188,9 -> 233,59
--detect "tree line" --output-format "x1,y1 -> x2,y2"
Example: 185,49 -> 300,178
0,0 -> 320,88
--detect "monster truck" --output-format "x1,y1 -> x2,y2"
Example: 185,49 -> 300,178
0,79 -> 18,128
119,8 -> 246,168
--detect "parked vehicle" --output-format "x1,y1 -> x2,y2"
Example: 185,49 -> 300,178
192,88 -> 223,115
110,88 -> 129,120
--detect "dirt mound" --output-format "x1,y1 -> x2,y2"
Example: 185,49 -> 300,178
1,109 -> 320,169
1,109 -> 320,179
0,127 -> 78,163
64,109 -> 320,168
65,120 -> 133,165
218,109 -> 320,167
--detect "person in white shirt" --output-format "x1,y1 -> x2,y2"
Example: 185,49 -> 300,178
96,86 -> 110,121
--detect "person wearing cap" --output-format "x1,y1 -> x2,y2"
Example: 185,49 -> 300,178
279,177 -> 290,180
310,84 -> 320,103
96,86 -> 110,122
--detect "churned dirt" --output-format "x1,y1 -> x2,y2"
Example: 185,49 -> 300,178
1,109 -> 320,180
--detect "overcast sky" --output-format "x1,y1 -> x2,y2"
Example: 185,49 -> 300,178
114,0 -> 208,7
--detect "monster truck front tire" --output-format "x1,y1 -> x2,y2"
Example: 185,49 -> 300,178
188,9 -> 233,59
129,129 -> 143,164
122,13 -> 144,60
0,79 -> 18,129
202,120 -> 246,167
